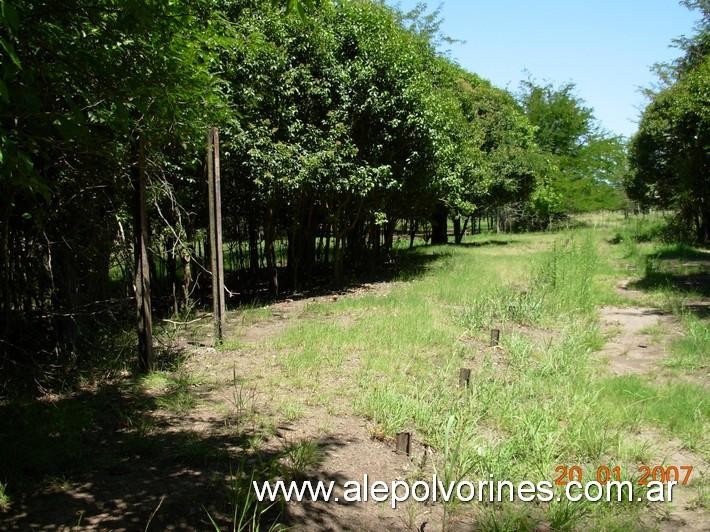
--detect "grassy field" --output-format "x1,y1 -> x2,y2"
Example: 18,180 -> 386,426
1,217 -> 708,530
249,222 -> 707,529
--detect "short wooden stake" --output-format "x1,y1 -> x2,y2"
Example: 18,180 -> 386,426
396,432 -> 411,455
490,328 -> 500,347
459,368 -> 471,387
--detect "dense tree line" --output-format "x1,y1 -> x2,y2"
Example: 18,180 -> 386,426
0,0 -> 631,382
518,81 -> 629,215
628,0 -> 710,242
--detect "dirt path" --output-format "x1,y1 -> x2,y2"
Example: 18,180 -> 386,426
598,280 -> 709,531
598,304 -> 676,376
263,409 -> 425,531
182,280 -> 440,531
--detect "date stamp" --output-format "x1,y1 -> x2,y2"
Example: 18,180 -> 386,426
554,465 -> 694,485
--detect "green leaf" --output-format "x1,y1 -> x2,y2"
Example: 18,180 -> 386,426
1,1 -> 19,33
0,37 -> 20,69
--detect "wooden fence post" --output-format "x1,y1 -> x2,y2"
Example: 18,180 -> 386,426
396,432 -> 411,455
133,135 -> 153,372
207,127 -> 226,344
490,328 -> 500,347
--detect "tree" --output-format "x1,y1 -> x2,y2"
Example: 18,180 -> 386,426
0,0 -> 232,373
628,56 -> 710,241
0,0 -> 574,387
519,80 -> 629,215
628,0 -> 710,242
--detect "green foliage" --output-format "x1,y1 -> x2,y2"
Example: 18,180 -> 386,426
628,55 -> 710,241
519,80 -> 593,157
599,376 -> 708,449
0,481 -> 9,512
668,313 -> 710,371
0,0 -> 555,385
519,80 -> 629,216
629,1 -> 709,242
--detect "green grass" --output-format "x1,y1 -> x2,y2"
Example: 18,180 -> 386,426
668,314 -> 710,371
608,224 -> 710,376
281,440 -> 324,477
139,371 -> 202,414
5,218 -> 706,530
249,225 -> 709,529
0,482 -> 10,512
279,401 -> 306,422
598,376 -> 708,451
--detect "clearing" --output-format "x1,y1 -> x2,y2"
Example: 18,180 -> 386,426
1,220 -> 708,531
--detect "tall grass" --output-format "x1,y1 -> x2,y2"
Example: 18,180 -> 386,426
668,314 -> 710,371
460,233 -> 600,330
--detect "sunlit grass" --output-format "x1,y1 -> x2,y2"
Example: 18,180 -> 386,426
139,370 -> 202,414
221,221 -> 708,529
668,315 -> 710,371
598,376 -> 708,452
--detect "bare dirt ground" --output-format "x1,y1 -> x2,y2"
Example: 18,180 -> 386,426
598,303 -> 677,377
598,280 -> 709,531
181,280 -> 437,531
1,282 -> 425,531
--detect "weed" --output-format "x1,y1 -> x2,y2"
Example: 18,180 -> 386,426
546,499 -> 590,531
281,440 -> 323,477
279,401 -> 305,422
205,462 -> 283,532
0,482 -> 10,512
599,376 -> 708,450
668,314 -> 710,371
142,371 -> 201,414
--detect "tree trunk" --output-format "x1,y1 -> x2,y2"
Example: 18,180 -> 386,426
333,233 -> 344,286
430,202 -> 448,245
372,221 -> 381,256
207,127 -> 226,344
248,215 -> 259,274
288,221 -> 301,292
1,194 -> 12,337
132,135 -> 153,372
324,224 -> 331,266
181,251 -> 192,311
368,221 -> 379,274
302,204 -> 316,283
384,219 -> 395,252
453,216 -> 462,244
265,206 -> 279,297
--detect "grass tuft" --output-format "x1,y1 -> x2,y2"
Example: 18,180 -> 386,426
0,482 -> 10,512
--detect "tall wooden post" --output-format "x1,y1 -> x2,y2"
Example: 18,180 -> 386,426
207,127 -> 226,344
133,135 -> 153,372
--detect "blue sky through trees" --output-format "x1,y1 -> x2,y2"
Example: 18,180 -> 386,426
390,0 -> 701,137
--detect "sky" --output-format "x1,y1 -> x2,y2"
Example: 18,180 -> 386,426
389,0 -> 702,138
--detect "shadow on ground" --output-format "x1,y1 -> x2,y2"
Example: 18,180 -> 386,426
628,271 -> 710,298
0,383 -> 353,530
452,239 -> 516,248
228,247 -> 447,308
627,249 -> 710,318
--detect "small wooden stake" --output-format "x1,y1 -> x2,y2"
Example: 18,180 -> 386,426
396,432 -> 411,455
490,328 -> 500,347
459,368 -> 471,387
